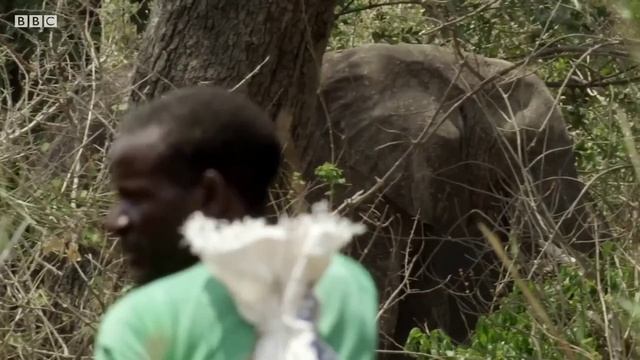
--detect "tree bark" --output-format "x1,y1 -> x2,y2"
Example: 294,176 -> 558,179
130,0 -> 337,129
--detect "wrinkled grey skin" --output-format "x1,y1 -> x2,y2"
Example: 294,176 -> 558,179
292,44 -> 605,353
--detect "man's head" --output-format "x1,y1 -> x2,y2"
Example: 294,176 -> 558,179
104,86 -> 281,285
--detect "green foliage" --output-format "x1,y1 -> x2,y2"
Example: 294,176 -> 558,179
331,1 -> 428,50
623,0 -> 640,22
101,0 -> 141,65
314,162 -> 348,201
314,162 -> 347,186
404,254 -> 636,359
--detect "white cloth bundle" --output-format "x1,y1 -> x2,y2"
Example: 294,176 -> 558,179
181,202 -> 366,360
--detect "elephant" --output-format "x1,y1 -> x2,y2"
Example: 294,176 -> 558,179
290,43 -> 606,354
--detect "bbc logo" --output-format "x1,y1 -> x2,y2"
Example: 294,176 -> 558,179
14,15 -> 58,28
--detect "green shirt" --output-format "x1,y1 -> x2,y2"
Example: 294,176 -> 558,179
94,254 -> 378,360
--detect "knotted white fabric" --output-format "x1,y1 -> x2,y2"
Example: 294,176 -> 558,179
181,202 -> 366,360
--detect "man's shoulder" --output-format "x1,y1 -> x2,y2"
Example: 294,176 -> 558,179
315,254 -> 379,359
95,264 -> 229,360
98,264 -> 211,333
322,254 -> 377,294
317,253 -> 378,313
139,263 -> 211,295
119,264 -> 208,302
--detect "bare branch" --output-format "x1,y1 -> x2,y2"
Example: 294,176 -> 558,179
337,1 -> 424,17
545,75 -> 640,88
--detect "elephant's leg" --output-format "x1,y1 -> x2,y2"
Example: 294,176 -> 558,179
393,274 -> 450,342
413,222 -> 504,342
345,211 -> 406,356
423,239 -> 479,342
391,231 -> 482,346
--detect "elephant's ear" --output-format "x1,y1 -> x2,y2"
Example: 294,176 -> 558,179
309,44 -> 472,226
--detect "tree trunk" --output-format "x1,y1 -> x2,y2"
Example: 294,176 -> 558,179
130,0 -> 336,127
130,1 -> 337,216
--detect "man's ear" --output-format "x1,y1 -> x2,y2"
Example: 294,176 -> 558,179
199,169 -> 228,218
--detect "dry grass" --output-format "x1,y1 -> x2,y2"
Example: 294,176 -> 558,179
0,2 -> 135,358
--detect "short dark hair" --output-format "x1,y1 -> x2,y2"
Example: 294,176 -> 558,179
120,86 -> 282,214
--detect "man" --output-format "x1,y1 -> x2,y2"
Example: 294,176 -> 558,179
94,86 -> 379,359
